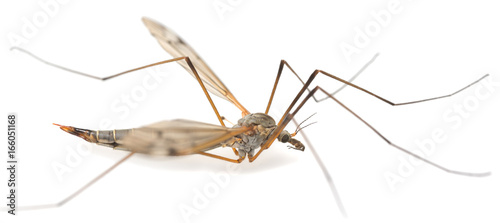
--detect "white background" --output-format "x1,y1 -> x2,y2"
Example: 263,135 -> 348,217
1,1 -> 499,223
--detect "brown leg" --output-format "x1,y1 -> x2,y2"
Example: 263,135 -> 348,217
264,54 -> 379,114
11,47 -> 227,127
264,56 -> 488,116
264,60 -> 300,114
231,148 -> 239,156
11,49 -> 237,209
254,69 -> 489,177
260,70 -> 489,151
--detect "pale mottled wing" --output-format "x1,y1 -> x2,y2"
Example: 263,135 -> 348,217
142,17 -> 248,114
119,119 -> 251,156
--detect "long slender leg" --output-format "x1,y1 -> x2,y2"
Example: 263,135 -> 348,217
272,70 -> 489,139
259,69 -> 366,159
18,152 -> 135,211
265,60 -> 295,114
259,80 -> 490,176
317,53 -> 380,102
265,57 -> 489,116
309,70 -> 489,107
309,87 -> 490,176
11,47 -> 226,126
253,70 -> 490,177
12,48 -> 242,209
17,47 -> 249,157
15,47 -> 245,156
265,54 -> 379,114
261,70 -> 489,151
263,56 -> 377,217
291,118 -> 348,218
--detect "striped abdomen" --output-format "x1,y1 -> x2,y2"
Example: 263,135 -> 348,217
54,124 -> 134,151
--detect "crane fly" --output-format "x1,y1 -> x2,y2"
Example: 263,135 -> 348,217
10,17 -> 490,216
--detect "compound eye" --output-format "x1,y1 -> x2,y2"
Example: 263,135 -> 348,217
278,131 -> 290,143
281,134 -> 290,143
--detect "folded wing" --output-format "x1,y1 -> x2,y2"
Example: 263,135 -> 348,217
118,119 -> 250,156
142,17 -> 249,115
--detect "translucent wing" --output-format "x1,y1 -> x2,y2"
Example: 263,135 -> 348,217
118,119 -> 251,156
142,17 -> 249,115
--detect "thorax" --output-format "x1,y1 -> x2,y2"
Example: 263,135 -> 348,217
231,113 -> 276,157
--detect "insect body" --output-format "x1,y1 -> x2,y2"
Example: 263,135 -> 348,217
55,113 -> 302,162
11,17 -> 490,216
229,113 -> 303,158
